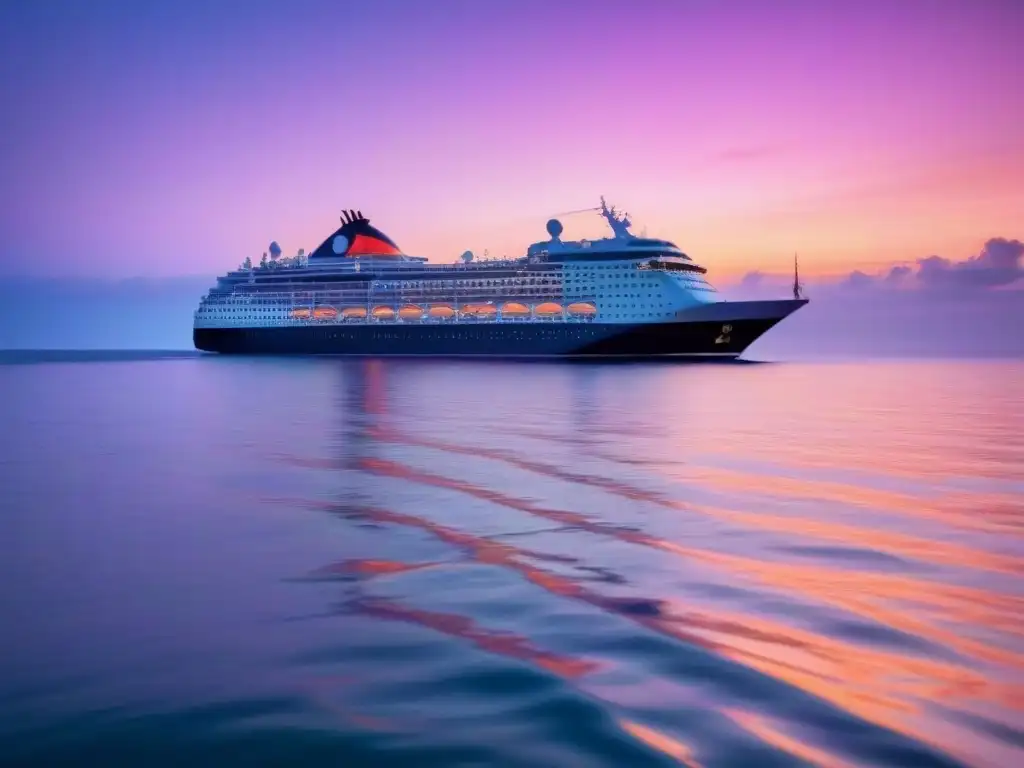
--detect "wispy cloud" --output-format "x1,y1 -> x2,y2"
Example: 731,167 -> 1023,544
708,144 -> 785,165
836,238 -> 1024,292
732,237 -> 1024,296
915,238 -> 1023,290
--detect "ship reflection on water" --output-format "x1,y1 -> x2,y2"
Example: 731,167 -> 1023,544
269,358 -> 1024,768
1,355 -> 1021,766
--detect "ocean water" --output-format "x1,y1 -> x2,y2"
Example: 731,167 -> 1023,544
1,354 -> 1022,767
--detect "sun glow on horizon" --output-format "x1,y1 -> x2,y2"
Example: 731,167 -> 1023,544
1,0 -> 1020,282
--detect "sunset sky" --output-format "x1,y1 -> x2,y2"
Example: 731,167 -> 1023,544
2,0 -> 1021,281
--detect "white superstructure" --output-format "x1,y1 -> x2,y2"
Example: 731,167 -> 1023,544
194,198 -> 720,330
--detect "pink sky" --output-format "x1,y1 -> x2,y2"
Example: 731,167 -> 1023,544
1,0 -> 1021,280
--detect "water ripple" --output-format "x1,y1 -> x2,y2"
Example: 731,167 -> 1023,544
2,357 -> 1021,766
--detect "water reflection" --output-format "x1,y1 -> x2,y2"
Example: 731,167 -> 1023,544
5,354 -> 1022,766
275,359 -> 1023,767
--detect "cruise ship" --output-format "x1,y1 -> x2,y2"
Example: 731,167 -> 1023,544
193,199 -> 807,358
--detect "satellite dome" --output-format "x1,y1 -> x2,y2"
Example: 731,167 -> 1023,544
546,219 -> 564,239
268,241 -> 282,259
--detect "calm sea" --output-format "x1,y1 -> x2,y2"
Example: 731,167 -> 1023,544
1,354 -> 1021,767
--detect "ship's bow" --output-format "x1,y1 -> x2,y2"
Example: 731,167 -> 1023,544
673,298 -> 808,356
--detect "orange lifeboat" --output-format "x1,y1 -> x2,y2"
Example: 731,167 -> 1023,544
341,307 -> 367,319
500,302 -> 530,316
428,304 -> 455,318
567,302 -> 597,316
291,308 -> 312,319
398,304 -> 424,320
371,306 -> 395,319
534,302 -> 563,316
313,305 -> 338,320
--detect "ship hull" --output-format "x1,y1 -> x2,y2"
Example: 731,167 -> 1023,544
194,299 -> 806,358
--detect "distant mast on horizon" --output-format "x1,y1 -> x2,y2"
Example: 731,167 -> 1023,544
793,253 -> 803,300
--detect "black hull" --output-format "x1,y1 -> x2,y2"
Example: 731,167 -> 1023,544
193,301 -> 806,358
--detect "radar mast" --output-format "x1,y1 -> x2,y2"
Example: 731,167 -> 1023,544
598,196 -> 634,239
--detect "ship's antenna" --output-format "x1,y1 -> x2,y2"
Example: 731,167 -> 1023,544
793,252 -> 803,299
549,206 -> 601,217
598,196 -> 633,238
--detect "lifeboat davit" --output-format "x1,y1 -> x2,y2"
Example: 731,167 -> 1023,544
372,306 -> 395,319
500,302 -> 530,316
567,302 -> 597,316
291,308 -> 312,319
462,303 -> 497,316
428,304 -> 455,318
313,306 -> 338,320
398,304 -> 424,320
341,306 -> 367,319
534,302 -> 563,316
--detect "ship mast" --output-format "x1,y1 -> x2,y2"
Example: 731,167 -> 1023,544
793,253 -> 803,300
598,196 -> 634,239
